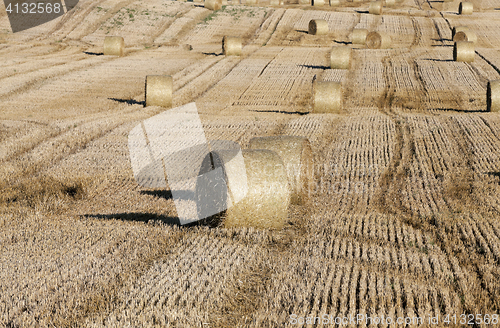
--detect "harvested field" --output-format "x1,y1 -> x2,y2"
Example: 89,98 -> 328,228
1,0 -> 500,326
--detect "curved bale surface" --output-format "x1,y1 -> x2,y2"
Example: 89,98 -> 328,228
453,41 -> 474,62
205,0 -> 222,10
222,36 -> 242,56
313,0 -> 325,6
145,75 -> 173,108
487,80 -> 500,112
459,1 -> 473,14
452,26 -> 469,38
330,0 -> 340,6
385,0 -> 396,6
103,36 -> 124,56
224,150 -> 291,230
453,31 -> 477,44
351,29 -> 368,44
366,31 -> 391,49
369,1 -> 383,15
309,19 -> 329,35
313,81 -> 343,114
330,46 -> 352,69
249,136 -> 314,205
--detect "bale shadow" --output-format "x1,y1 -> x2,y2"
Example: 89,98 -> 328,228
140,190 -> 173,200
486,172 -> 500,178
299,64 -> 330,69
432,38 -> 452,42
84,51 -> 104,56
431,44 -> 453,47
296,30 -> 309,34
202,52 -> 223,56
249,109 -> 309,115
355,10 -> 369,13
109,98 -> 145,106
85,212 -> 182,226
422,58 -> 454,62
433,107 -> 485,113
334,40 -> 351,45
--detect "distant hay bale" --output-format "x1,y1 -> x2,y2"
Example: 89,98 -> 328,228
246,0 -> 258,4
205,0 -> 222,10
222,36 -> 242,56
453,41 -> 474,62
224,150 -> 291,230
366,31 -> 391,49
103,36 -> 124,56
312,0 -> 325,6
330,46 -> 352,69
351,29 -> 368,44
459,2 -> 473,14
385,0 -> 396,6
369,1 -> 383,15
453,30 -> 477,44
330,0 -> 340,6
145,75 -> 173,108
299,0 -> 310,4
452,26 -> 469,38
270,0 -> 283,5
249,136 -> 314,205
308,19 -> 329,35
313,81 -> 342,113
487,80 -> 500,112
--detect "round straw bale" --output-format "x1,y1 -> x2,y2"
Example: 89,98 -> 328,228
145,75 -> 173,108
453,30 -> 477,44
309,19 -> 329,35
313,81 -> 342,113
453,41 -> 474,62
330,0 -> 340,6
385,0 -> 396,6
330,46 -> 352,69
369,1 -> 383,14
313,0 -> 325,5
246,0 -> 258,4
222,36 -> 242,56
205,0 -> 222,10
103,36 -> 124,56
270,0 -> 281,5
351,29 -> 368,44
452,26 -> 469,38
459,2 -> 473,14
299,0 -> 310,4
366,31 -> 391,49
249,136 -> 313,205
487,80 -> 500,112
224,149 -> 291,229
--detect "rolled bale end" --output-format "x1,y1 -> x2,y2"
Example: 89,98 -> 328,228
453,41 -> 474,62
312,0 -> 325,5
487,80 -> 500,112
385,0 -> 396,7
369,1 -> 383,15
330,46 -> 352,69
145,75 -> 173,108
249,136 -> 314,205
330,0 -> 340,6
224,149 -> 291,230
313,81 -> 343,114
452,26 -> 469,39
205,0 -> 222,10
453,31 -> 477,44
366,31 -> 391,49
351,29 -> 368,45
222,36 -> 242,56
459,1 -> 473,14
308,19 -> 329,35
103,36 -> 124,56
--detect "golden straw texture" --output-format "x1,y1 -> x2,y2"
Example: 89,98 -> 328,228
453,31 -> 477,44
453,41 -> 474,62
313,81 -> 342,114
103,36 -> 124,56
308,19 -> 329,35
369,1 -> 383,15
205,0 -> 222,10
351,29 -> 368,44
366,31 -> 391,49
249,136 -> 314,205
145,75 -> 173,108
487,80 -> 500,112
224,150 -> 291,230
222,36 -> 242,56
459,1 -> 473,14
330,46 -> 352,69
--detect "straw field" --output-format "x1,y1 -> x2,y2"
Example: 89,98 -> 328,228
1,0 -> 500,326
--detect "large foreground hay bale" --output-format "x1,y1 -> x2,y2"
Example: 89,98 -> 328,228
453,41 -> 474,62
313,81 -> 342,113
453,30 -> 477,44
330,46 -> 352,69
309,19 -> 329,35
222,36 -> 242,56
205,0 -> 222,10
249,136 -> 314,205
145,75 -> 173,108
369,1 -> 383,14
366,31 -> 391,49
351,29 -> 368,44
459,1 -> 473,14
103,36 -> 124,56
487,80 -> 500,112
224,150 -> 291,229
